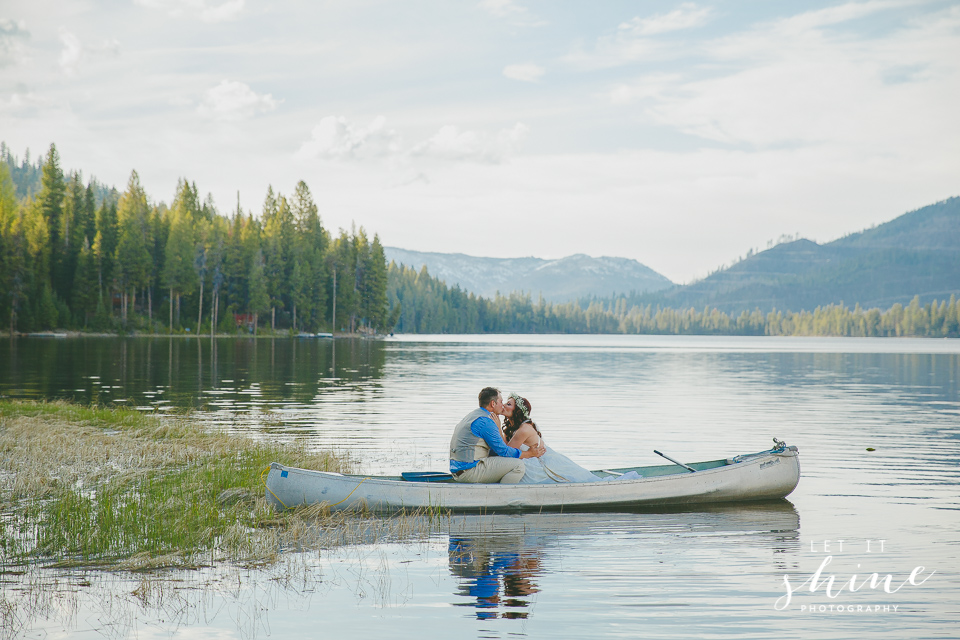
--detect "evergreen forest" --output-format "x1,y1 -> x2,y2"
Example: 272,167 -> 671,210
388,264 -> 960,338
0,144 -> 391,335
2,143 -> 957,339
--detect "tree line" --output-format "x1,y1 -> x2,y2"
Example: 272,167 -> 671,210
0,143 -> 391,334
388,263 -> 960,338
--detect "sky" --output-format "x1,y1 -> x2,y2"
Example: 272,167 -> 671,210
1,0 -> 958,283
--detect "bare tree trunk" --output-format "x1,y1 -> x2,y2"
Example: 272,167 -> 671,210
169,288 -> 173,333
271,307 -> 275,331
148,287 -> 152,323
293,303 -> 297,332
197,280 -> 204,336
211,291 -> 217,339
254,313 -> 258,336
131,289 -> 136,319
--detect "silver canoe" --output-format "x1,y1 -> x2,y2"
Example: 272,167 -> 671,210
265,445 -> 800,513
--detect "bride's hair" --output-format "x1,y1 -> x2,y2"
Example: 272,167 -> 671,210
504,395 -> 541,443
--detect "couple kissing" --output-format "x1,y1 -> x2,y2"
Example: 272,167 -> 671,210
449,387 -> 600,484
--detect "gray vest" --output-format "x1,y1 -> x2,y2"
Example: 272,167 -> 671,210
450,407 -> 494,463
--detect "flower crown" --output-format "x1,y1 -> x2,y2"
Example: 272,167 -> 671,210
509,393 -> 530,423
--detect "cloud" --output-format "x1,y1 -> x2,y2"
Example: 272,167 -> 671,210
297,116 -> 401,161
411,122 -> 528,163
197,80 -> 279,121
200,0 -> 245,22
0,19 -> 29,68
135,0 -> 245,23
478,0 -> 525,19
566,3 -> 712,69
502,63 -> 544,83
609,3 -> 960,150
0,91 -> 46,115
297,117 -> 529,165
619,3 -> 712,36
477,0 -> 544,26
58,29 -> 120,75
609,73 -> 680,105
58,29 -> 82,75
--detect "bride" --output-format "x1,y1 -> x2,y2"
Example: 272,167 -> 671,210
502,394 -> 601,483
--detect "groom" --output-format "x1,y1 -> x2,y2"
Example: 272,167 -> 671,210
449,387 -> 545,484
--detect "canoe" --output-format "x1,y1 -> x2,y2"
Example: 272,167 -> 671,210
265,443 -> 800,513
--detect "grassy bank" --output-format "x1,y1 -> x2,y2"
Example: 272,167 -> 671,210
0,401 -> 427,571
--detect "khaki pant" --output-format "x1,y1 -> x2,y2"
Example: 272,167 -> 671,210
454,457 -> 525,484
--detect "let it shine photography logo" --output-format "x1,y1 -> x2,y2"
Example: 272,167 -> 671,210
775,539 -> 936,614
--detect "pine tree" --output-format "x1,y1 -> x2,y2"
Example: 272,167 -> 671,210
292,180 -> 328,329
290,259 -> 309,332
92,200 -> 118,311
0,164 -> 27,331
248,249 -> 270,335
38,145 -> 68,301
162,179 -> 201,329
114,171 -> 153,323
362,234 -> 388,331
72,237 -> 98,325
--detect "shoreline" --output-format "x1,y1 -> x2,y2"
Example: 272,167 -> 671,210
0,330 -> 383,339
1,330 -> 955,340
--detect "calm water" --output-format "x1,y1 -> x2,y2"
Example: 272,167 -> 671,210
1,335 -> 958,639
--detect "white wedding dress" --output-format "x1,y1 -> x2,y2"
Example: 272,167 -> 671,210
518,443 -> 602,484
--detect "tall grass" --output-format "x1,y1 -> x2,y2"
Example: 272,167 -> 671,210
0,400 -> 431,570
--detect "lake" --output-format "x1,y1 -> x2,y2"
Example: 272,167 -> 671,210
1,335 -> 958,639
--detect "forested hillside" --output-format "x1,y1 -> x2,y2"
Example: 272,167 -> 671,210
0,143 -> 389,334
387,262 -> 960,337
634,197 -> 960,313
4,142 -> 956,338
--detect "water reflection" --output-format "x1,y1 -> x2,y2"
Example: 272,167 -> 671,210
0,337 -> 386,408
443,502 -> 800,622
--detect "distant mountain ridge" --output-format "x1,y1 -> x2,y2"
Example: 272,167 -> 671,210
638,197 -> 960,312
383,248 -> 673,302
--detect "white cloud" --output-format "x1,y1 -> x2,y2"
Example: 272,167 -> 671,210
478,0 -> 525,19
135,0 -> 245,23
58,29 -> 120,76
200,0 -> 245,22
566,3 -> 712,69
477,0 -> 544,26
0,91 -> 47,115
58,29 -> 83,75
297,116 -> 401,161
611,4 -> 960,150
619,3 -> 712,36
297,117 -> 529,165
411,122 -> 528,163
0,19 -> 29,68
502,63 -> 544,82
197,80 -> 278,121
609,73 -> 680,105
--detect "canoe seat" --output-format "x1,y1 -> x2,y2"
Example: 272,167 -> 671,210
401,471 -> 456,483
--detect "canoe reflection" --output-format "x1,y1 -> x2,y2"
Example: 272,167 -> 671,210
444,501 -> 799,620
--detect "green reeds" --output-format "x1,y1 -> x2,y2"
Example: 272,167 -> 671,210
0,399 -> 387,569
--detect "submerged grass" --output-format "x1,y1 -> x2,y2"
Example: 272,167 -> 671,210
0,400 -> 437,572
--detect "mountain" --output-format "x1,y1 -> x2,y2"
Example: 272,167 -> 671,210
383,248 -> 673,302
640,197 -> 960,312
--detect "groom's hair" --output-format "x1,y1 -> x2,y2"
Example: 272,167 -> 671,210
478,387 -> 500,408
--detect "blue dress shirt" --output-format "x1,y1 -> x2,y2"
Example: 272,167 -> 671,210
450,411 -> 521,473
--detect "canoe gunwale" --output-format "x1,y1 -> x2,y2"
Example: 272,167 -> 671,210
266,446 -> 800,513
